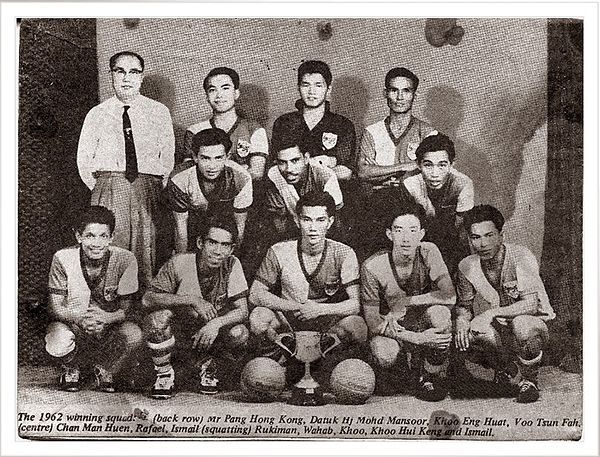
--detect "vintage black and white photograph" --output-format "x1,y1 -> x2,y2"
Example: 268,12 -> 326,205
5,5 -> 594,450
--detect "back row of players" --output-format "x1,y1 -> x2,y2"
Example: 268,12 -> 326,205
45,51 -> 555,404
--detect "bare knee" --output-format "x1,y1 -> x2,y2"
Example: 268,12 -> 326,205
425,305 -> 452,332
370,336 -> 400,368
335,315 -> 368,343
45,322 -> 76,358
511,315 -> 548,356
143,309 -> 173,342
227,324 -> 250,347
471,325 -> 502,349
511,315 -> 547,342
116,321 -> 143,348
249,307 -> 278,336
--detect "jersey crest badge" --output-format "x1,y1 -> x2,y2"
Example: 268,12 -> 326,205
322,132 -> 338,150
103,287 -> 118,302
236,139 -> 251,158
407,142 -> 419,161
503,281 -> 520,300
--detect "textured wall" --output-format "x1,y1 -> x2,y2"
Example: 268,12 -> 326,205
96,18 -> 548,258
18,19 -> 98,364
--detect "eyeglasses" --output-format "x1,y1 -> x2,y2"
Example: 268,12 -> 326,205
111,68 -> 143,78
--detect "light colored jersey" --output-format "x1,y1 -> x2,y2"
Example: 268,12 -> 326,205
361,243 -> 449,320
48,245 -> 138,312
185,117 -> 268,166
165,160 -> 253,213
255,239 -> 359,304
149,253 -> 248,314
360,116 -> 434,167
457,243 -> 555,322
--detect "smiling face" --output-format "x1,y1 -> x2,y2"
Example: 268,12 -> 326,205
205,73 -> 239,114
385,76 -> 416,115
419,150 -> 452,190
468,220 -> 503,261
276,145 -> 309,184
76,223 -> 112,261
298,73 -> 330,109
111,54 -> 144,102
298,205 -> 333,247
386,214 -> 425,257
195,144 -> 227,181
197,227 -> 234,269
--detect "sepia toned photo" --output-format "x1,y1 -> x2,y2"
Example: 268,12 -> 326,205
15,16 -> 584,442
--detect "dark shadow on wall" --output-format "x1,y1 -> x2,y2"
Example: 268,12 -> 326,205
140,74 -> 179,267
424,85 -> 495,207
425,84 -> 546,221
330,76 -> 369,136
141,74 -> 187,165
237,83 -> 271,129
479,88 -> 547,221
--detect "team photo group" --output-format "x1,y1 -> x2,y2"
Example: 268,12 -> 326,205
45,48 -> 556,408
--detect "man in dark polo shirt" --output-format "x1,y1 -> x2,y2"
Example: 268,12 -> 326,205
271,60 -> 357,244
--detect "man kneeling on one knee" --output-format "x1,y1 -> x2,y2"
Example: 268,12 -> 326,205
142,216 -> 249,399
361,203 -> 456,401
249,190 -> 367,372
454,205 -> 555,403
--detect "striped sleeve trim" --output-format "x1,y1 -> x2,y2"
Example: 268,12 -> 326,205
248,151 -> 268,157
229,290 -> 249,302
233,206 -> 250,213
148,285 -> 171,294
342,278 -> 360,288
254,276 -> 276,289
48,288 -> 67,296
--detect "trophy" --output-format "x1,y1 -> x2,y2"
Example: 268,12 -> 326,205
274,330 -> 341,406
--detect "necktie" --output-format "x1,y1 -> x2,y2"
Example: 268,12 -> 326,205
122,105 -> 138,182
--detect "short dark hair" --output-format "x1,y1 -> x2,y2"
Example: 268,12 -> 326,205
273,136 -> 311,158
200,215 -> 239,245
387,202 -> 426,229
76,205 -> 116,235
385,67 -> 419,91
297,60 -> 332,86
203,67 -> 240,91
463,204 -> 505,233
296,190 -> 336,218
416,133 -> 456,163
191,128 -> 232,155
109,51 -> 144,71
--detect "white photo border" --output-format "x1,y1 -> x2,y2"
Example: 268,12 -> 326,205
1,2 -> 598,456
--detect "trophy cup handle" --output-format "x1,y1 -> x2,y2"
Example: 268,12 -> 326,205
320,333 -> 341,357
273,332 -> 296,357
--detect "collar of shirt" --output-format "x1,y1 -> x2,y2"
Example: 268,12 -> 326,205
111,94 -> 144,111
294,99 -> 331,113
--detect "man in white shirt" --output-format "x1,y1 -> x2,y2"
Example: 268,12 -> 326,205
77,51 -> 175,290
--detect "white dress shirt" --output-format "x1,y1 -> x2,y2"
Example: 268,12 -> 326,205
77,95 -> 175,190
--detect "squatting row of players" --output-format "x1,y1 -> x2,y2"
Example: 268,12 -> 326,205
44,51 -> 556,404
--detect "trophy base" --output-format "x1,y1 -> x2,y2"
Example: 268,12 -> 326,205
289,385 -> 326,406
